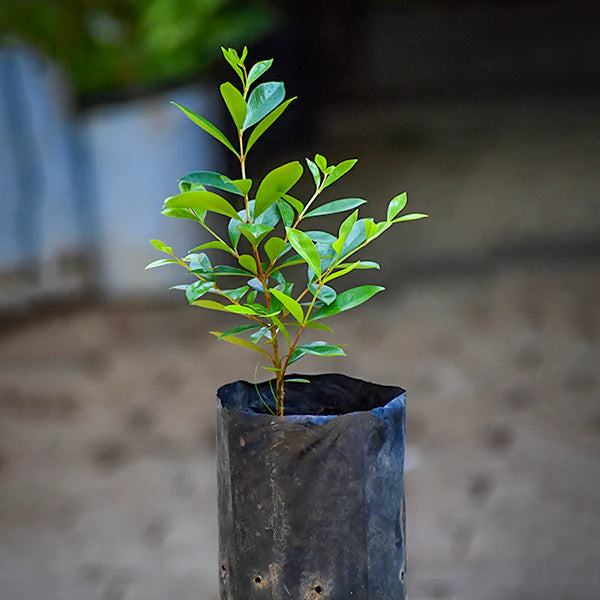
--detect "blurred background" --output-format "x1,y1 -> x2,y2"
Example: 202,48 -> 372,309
1,1 -> 598,599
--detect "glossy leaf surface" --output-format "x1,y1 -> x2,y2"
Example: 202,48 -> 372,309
185,280 -> 214,303
150,239 -> 172,254
305,198 -> 366,218
220,82 -> 247,129
144,258 -> 177,269
171,102 -> 237,155
264,237 -> 287,263
387,192 -> 407,221
311,285 -> 385,320
254,162 -> 303,218
270,288 -> 304,324
247,98 -> 295,151
209,331 -> 270,356
323,159 -> 357,188
189,240 -> 235,256
288,341 -> 346,365
238,254 -> 258,274
244,81 -> 285,130
164,191 -> 240,220
179,171 -> 242,195
286,228 -> 321,277
161,207 -> 200,221
247,59 -> 273,86
392,213 -> 429,222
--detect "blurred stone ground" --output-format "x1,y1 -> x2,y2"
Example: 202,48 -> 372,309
1,91 -> 600,600
1,263 -> 598,600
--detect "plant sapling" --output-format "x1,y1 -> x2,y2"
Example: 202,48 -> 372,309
147,47 -> 427,416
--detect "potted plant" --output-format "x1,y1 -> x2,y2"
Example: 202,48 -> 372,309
147,47 -> 427,599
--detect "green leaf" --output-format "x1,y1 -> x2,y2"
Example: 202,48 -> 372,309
247,59 -> 273,86
323,159 -> 357,188
254,161 -> 304,218
150,239 -> 172,254
185,280 -> 214,303
305,197 -> 366,218
304,321 -> 333,332
223,305 -> 259,315
305,231 -> 337,244
314,154 -> 327,172
308,283 -> 337,305
255,201 -> 281,228
265,237 -> 287,263
247,290 -> 257,303
248,303 -> 278,316
322,261 -> 361,283
277,199 -> 295,228
221,47 -> 244,85
339,218 -> 369,257
220,82 -> 247,130
271,254 -> 305,272
305,158 -> 321,188
282,194 -> 304,214
189,240 -> 236,256
192,299 -> 229,312
161,207 -> 201,221
179,171 -> 242,195
217,324 -> 259,339
171,101 -> 237,156
311,285 -> 385,320
250,327 -> 271,344
387,192 -> 407,221
286,378 -> 311,383
247,98 -> 296,151
228,216 -> 243,250
392,213 -> 429,222
144,258 -> 177,270
209,331 -> 270,357
218,285 -> 249,302
243,81 -> 286,130
332,209 -> 359,255
238,254 -> 258,275
188,252 -> 212,275
247,277 -> 265,292
164,191 -> 240,220
355,261 -> 381,269
272,316 -> 291,346
286,228 -> 322,277
299,341 -> 346,356
231,179 -> 253,196
191,265 -> 253,277
365,219 -> 378,239
270,288 -> 304,324
288,341 -> 346,365
237,223 -> 274,246
271,270 -> 286,285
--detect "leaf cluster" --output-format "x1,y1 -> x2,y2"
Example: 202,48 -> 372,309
147,47 -> 427,414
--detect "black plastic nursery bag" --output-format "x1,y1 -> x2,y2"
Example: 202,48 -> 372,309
216,373 -> 407,600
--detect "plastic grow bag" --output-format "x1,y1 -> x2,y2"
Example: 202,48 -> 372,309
216,373 -> 406,599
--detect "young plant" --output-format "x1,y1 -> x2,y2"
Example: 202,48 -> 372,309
147,47 -> 427,416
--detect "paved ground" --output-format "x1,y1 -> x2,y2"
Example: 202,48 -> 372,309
1,262 -> 598,600
2,86 -> 600,599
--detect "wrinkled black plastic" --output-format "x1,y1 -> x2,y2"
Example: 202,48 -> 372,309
216,373 -> 406,600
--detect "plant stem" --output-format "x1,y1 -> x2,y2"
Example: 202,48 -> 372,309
235,117 -> 285,413
275,374 -> 285,416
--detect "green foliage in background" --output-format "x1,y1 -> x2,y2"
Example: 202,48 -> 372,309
0,0 -> 275,99
148,47 -> 428,415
